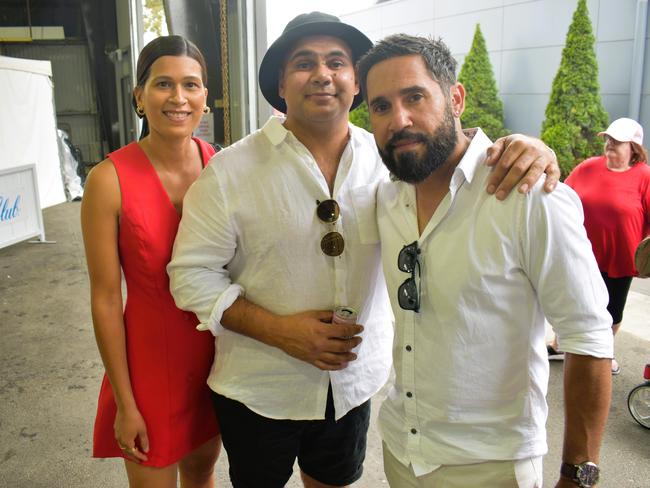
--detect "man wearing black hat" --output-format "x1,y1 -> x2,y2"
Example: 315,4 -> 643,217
169,12 -> 560,488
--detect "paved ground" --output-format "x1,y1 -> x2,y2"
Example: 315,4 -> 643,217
1,201 -> 649,487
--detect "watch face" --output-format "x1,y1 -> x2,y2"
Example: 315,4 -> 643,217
577,463 -> 600,486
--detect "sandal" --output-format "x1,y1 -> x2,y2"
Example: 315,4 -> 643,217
547,344 -> 565,361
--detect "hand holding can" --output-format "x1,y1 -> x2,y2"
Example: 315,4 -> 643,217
332,306 -> 362,341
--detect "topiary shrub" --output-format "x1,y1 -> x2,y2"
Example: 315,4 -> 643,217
349,102 -> 371,132
541,0 -> 608,179
458,24 -> 509,141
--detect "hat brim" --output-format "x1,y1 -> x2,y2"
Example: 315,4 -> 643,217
598,130 -> 633,143
258,21 -> 373,113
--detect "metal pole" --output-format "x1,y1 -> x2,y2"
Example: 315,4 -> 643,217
219,0 -> 231,146
26,0 -> 33,40
254,0 -> 271,129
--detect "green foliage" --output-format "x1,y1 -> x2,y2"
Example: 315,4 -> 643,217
541,0 -> 608,178
458,24 -> 508,141
143,0 -> 165,37
349,102 -> 372,132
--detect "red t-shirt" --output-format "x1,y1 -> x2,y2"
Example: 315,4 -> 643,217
565,155 -> 650,277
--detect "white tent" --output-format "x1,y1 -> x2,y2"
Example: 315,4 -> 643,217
0,55 -> 65,208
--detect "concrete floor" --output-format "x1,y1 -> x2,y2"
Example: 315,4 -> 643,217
1,201 -> 649,487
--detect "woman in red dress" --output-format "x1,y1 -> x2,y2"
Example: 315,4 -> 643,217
81,36 -> 220,487
548,118 -> 650,375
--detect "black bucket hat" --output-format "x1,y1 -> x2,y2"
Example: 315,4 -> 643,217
258,11 -> 373,113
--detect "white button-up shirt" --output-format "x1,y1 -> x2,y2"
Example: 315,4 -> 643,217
168,116 -> 393,420
377,129 -> 613,476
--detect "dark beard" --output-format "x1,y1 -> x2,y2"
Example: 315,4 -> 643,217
378,104 -> 458,184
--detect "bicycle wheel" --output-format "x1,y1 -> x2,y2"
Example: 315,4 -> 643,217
627,384 -> 650,429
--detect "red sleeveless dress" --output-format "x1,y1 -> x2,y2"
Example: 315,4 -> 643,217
92,138 -> 219,467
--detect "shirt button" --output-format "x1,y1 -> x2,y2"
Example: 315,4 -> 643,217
405,345 -> 412,352
410,428 -> 417,434
406,391 -> 413,398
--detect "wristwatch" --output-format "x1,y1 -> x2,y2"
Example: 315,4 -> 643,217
560,461 -> 600,487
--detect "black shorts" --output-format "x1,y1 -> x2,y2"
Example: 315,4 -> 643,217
601,272 -> 633,324
211,386 -> 370,488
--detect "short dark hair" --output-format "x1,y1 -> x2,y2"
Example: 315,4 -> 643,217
132,35 -> 207,114
357,34 -> 457,100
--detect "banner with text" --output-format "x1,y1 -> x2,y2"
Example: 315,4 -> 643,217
0,165 -> 45,249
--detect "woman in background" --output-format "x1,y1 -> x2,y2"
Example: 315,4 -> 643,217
81,36 -> 220,487
548,118 -> 650,375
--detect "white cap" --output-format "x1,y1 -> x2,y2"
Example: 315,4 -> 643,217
598,118 -> 644,145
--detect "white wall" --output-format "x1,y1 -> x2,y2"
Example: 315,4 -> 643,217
342,0 -> 650,136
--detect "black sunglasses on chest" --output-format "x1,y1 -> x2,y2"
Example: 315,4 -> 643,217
397,241 -> 421,312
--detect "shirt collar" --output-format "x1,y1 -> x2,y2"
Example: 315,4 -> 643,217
261,115 -> 290,146
260,116 -> 358,195
449,128 -> 491,193
261,115 -> 359,150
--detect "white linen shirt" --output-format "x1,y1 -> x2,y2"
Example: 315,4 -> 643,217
168,116 -> 393,421
377,129 -> 613,476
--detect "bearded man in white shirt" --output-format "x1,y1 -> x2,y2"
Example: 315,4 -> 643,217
358,34 -> 613,488
168,13 -> 561,488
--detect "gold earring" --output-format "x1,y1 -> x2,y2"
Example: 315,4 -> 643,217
202,106 -> 211,114
136,105 -> 145,116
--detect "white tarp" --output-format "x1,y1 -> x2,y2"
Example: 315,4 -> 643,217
0,55 -> 66,208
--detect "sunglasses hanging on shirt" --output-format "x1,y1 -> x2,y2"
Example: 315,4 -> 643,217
397,241 -> 421,312
316,199 -> 345,257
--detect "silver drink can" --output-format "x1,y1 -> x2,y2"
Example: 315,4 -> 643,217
332,306 -> 358,325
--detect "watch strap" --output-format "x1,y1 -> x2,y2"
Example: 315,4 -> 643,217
560,462 -> 599,487
560,462 -> 578,480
